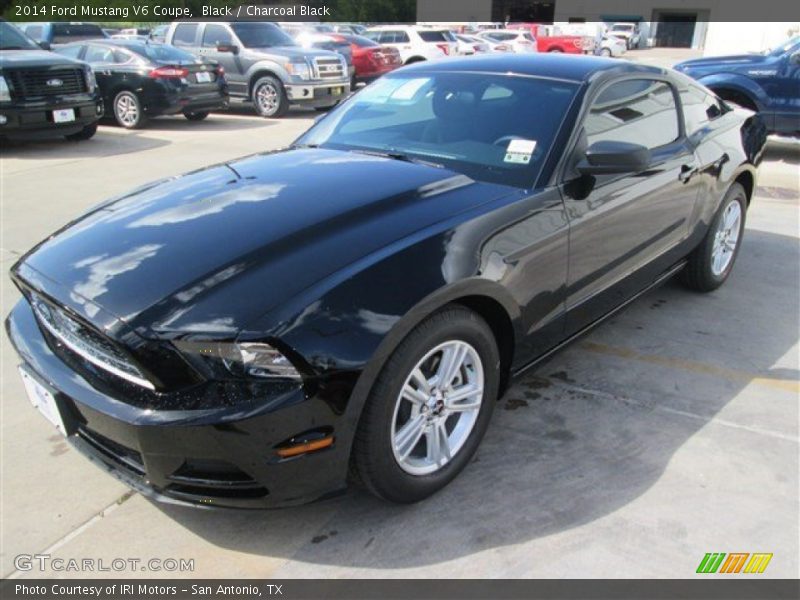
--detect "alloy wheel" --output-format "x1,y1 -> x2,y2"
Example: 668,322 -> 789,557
711,200 -> 742,276
115,93 -> 139,127
391,340 -> 484,476
255,82 -> 280,116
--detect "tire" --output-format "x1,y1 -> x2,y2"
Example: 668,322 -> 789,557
113,91 -> 147,129
352,306 -> 500,503
251,76 -> 288,118
600,48 -> 612,57
548,48 -> 563,53
681,183 -> 747,292
183,111 -> 209,121
65,122 -> 98,141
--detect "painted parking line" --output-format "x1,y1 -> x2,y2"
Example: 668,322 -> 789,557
578,341 -> 800,394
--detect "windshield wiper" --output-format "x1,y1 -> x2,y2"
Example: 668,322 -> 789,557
351,148 -> 444,169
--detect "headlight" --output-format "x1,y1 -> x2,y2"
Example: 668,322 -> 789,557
0,75 -> 10,103
173,340 -> 302,381
84,67 -> 97,93
286,60 -> 311,81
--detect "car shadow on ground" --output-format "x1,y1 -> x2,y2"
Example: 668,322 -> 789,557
156,227 -> 798,570
0,128 -> 170,161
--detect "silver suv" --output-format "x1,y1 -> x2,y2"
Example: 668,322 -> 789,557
165,21 -> 350,117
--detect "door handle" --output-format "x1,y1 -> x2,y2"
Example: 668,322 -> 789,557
678,164 -> 697,183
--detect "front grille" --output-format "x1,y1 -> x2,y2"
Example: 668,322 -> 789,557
8,68 -> 87,99
29,294 -> 153,390
313,56 -> 346,79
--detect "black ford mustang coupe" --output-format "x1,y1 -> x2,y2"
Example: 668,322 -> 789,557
7,55 -> 766,508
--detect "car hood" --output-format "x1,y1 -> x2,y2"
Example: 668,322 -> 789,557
675,54 -> 769,71
17,148 -> 513,337
0,49 -> 84,68
245,45 -> 341,61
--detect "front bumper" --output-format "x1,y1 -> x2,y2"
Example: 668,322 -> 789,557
285,80 -> 350,107
6,299 -> 350,509
0,96 -> 103,140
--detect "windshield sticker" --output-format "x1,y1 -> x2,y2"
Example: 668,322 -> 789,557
504,139 -> 537,164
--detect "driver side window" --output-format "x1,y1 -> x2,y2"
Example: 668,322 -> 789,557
585,79 -> 680,150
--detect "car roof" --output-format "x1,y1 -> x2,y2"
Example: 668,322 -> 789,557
399,53 -> 666,84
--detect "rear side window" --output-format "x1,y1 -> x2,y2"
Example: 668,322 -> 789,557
24,25 -> 44,41
418,31 -> 448,42
202,24 -> 232,48
84,45 -> 114,64
54,45 -> 82,59
52,24 -> 103,43
681,86 -> 723,135
172,23 -> 198,47
585,79 -> 679,149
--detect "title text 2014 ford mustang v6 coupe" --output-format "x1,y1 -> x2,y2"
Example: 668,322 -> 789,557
7,55 -> 766,508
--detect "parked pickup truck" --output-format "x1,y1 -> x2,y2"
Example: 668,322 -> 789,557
165,21 -> 350,117
675,36 -> 800,135
0,20 -> 103,141
507,23 -> 593,54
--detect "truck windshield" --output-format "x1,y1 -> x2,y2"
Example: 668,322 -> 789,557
0,22 -> 40,50
297,72 -> 579,189
231,23 -> 296,48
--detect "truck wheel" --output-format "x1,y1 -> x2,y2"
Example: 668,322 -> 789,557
600,48 -> 612,57
681,183 -> 747,292
65,122 -> 98,141
113,91 -> 147,129
252,76 -> 288,118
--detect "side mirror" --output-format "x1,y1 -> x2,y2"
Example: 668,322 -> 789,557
216,43 -> 239,55
38,41 -> 51,51
577,140 -> 651,175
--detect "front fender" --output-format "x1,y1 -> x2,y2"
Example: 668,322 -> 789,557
244,59 -> 291,87
696,73 -> 768,111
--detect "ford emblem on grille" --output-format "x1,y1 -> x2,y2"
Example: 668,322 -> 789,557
46,78 -> 64,87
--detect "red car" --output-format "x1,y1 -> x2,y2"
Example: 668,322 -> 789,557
507,23 -> 593,54
336,34 -> 402,86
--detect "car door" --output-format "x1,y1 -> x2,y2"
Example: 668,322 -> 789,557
198,23 -> 243,86
561,77 -> 703,335
83,44 -> 120,104
772,43 -> 800,133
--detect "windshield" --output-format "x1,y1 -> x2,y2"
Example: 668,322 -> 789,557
612,24 -> 634,32
129,43 -> 199,64
767,36 -> 800,56
0,21 -> 40,50
231,23 -> 296,48
297,72 -> 579,189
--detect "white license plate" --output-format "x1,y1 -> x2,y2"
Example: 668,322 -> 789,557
52,108 -> 75,123
19,367 -> 65,436
195,71 -> 212,83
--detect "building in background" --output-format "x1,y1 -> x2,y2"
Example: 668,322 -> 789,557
417,0 -> 798,51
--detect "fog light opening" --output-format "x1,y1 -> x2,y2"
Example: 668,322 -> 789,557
276,435 -> 334,458
0,115 -> 7,125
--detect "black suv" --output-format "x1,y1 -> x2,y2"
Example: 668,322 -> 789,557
0,20 -> 104,141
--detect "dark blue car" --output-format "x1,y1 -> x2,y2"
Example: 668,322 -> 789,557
675,36 -> 800,135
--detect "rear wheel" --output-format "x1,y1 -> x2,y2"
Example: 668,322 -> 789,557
252,76 -> 288,118
183,110 -> 209,121
600,47 -> 612,57
65,122 -> 98,141
113,91 -> 147,129
681,183 -> 747,292
548,47 -> 563,53
353,306 -> 499,503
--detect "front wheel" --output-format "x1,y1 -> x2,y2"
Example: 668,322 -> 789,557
183,110 -> 209,121
681,183 -> 747,292
113,91 -> 147,129
352,306 -> 499,503
252,76 -> 288,118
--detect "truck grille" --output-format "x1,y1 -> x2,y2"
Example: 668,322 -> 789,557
8,68 -> 87,99
30,293 -> 153,390
313,57 -> 346,79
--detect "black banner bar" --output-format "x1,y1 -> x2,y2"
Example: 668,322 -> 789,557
2,579 -> 800,600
